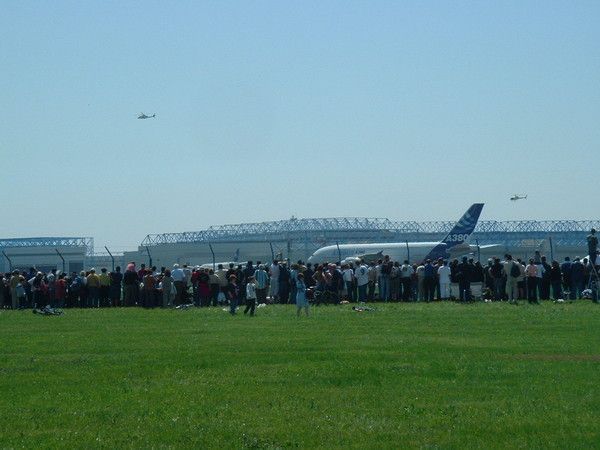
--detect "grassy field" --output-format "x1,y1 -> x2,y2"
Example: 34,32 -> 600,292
1,302 -> 599,449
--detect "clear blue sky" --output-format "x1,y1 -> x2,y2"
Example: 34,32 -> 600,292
1,1 -> 598,251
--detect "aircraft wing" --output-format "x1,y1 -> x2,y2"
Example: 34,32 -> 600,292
355,251 -> 384,263
477,244 -> 502,250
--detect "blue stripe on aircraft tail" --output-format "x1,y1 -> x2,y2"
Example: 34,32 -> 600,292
423,203 -> 484,261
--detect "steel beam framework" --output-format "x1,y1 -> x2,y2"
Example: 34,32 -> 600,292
0,237 -> 94,255
141,218 -> 600,248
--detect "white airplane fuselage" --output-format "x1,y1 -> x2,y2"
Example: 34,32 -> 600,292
307,241 -> 474,265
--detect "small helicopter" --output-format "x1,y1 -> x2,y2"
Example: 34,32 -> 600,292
137,112 -> 156,119
510,194 -> 527,201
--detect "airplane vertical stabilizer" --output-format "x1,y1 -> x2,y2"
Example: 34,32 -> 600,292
425,203 -> 484,260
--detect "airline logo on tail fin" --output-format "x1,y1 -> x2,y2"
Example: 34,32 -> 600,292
425,203 -> 484,261
441,203 -> 484,247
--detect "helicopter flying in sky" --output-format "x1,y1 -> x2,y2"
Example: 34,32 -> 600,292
137,112 -> 156,119
510,194 -> 527,201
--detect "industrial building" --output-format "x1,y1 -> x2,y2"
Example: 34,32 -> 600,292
123,217 -> 600,268
2,218 -> 598,273
0,237 -> 93,274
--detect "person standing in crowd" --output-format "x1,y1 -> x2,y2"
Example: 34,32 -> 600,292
0,274 -> 6,309
171,264 -> 186,305
161,269 -> 174,307
208,269 -> 220,306
9,270 -> 22,309
503,254 -> 520,303
540,256 -> 552,300
457,257 -> 471,302
549,260 -> 563,299
244,275 -> 257,316
525,258 -> 539,304
226,275 -> 239,315
46,272 -> 56,307
304,263 -> 315,288
415,262 -> 425,301
195,268 -> 209,307
182,264 -> 192,303
354,259 -> 368,303
135,263 -> 145,282
15,278 -> 27,309
295,273 -> 309,317
254,264 -> 269,304
54,273 -> 67,308
534,255 -> 545,300
191,267 -> 200,305
141,269 -> 156,307
515,259 -> 526,299
571,257 -> 585,299
561,257 -> 572,299
399,260 -> 413,302
342,264 -> 355,302
242,261 -> 255,302
110,266 -> 123,307
437,260 -> 451,300
214,264 -> 228,305
367,262 -> 377,302
278,262 -> 291,304
289,263 -> 299,304
30,272 -> 46,308
490,258 -> 504,300
587,228 -> 598,266
378,258 -> 391,302
312,264 -> 325,294
422,259 -> 436,302
472,260 -> 485,299
67,271 -> 80,307
123,263 -> 139,307
269,260 -> 280,303
98,268 -> 110,307
86,269 -> 100,308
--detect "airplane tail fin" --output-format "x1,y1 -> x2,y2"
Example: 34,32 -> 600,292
441,203 -> 484,248
422,204 -> 484,261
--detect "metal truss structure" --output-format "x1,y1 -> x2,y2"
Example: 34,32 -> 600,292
141,218 -> 600,250
0,237 -> 94,255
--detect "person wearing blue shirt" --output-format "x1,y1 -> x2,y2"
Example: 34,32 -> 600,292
295,273 -> 309,317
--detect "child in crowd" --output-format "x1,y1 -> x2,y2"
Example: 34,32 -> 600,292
295,273 -> 309,317
244,276 -> 257,316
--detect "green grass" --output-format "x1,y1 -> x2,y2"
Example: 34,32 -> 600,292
1,302 -> 599,449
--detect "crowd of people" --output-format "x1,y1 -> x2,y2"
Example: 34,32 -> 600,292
1,249 -> 598,311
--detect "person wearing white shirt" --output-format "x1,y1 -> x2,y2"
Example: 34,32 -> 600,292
354,261 -> 369,302
342,265 -> 355,302
171,264 -> 186,305
437,261 -> 452,300
400,260 -> 414,301
367,262 -> 378,301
